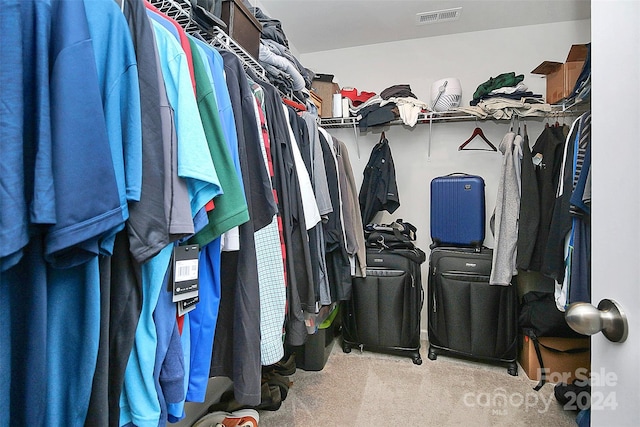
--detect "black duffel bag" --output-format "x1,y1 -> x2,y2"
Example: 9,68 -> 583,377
365,219 -> 417,250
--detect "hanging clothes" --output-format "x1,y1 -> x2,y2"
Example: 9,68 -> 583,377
516,126 -> 540,270
552,111 -> 592,308
490,131 -> 523,286
334,137 -> 367,279
568,113 -> 592,304
301,112 -> 334,306
3,0 -> 364,425
120,12 -> 221,427
209,50 -> 276,408
2,1 -> 136,426
358,134 -> 400,226
285,106 -> 326,313
184,36 -> 252,409
543,118 -> 581,283
318,128 -> 353,301
249,72 -> 313,348
528,124 -> 568,271
249,80 -> 287,366
87,0 -> 165,424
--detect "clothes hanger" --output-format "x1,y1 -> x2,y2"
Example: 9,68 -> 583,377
459,125 -> 497,151
282,97 -> 307,112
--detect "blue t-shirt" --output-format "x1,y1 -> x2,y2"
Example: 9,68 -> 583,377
46,1 -> 122,423
45,0 -> 125,268
186,237 -> 222,402
153,262 -> 185,426
0,7 -> 50,425
46,257 -> 102,427
119,245 -> 173,427
2,1 -> 121,425
84,0 -> 143,254
0,0 -> 55,272
210,45 -> 245,188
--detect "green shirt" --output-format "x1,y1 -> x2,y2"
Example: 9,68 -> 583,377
188,38 -> 249,245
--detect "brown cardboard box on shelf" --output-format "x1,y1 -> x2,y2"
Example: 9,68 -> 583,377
519,334 -> 591,384
311,81 -> 341,118
220,0 -> 262,60
531,44 -> 588,104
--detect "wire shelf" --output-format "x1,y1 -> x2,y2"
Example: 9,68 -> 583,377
319,104 -> 589,129
151,0 -> 267,81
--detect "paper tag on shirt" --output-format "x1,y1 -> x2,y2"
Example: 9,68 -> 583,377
172,244 -> 199,302
178,295 -> 199,316
532,153 -> 543,166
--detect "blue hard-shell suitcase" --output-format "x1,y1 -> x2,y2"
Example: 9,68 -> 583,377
430,173 -> 485,250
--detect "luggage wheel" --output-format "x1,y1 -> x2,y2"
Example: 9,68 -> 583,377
507,363 -> 518,376
412,355 -> 423,365
342,343 -> 351,353
427,347 -> 437,361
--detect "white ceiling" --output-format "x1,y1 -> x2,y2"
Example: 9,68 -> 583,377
255,0 -> 591,54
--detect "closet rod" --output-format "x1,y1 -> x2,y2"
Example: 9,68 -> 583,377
151,0 -> 268,81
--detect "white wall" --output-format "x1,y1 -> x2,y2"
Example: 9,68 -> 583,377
300,20 -> 591,338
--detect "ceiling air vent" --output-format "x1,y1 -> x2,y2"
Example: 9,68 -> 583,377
416,7 -> 462,25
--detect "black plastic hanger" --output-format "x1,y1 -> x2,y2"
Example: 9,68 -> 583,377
459,126 -> 497,151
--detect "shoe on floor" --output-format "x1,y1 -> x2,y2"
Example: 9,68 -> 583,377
262,371 -> 292,401
193,408 -> 259,427
554,381 -> 591,407
207,382 -> 282,413
263,353 -> 296,376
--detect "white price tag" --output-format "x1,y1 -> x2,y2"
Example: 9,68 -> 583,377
175,259 -> 198,283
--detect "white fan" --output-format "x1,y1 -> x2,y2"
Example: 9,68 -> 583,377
431,78 -> 462,112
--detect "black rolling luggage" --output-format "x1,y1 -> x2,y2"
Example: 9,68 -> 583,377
427,246 -> 518,375
342,247 -> 425,365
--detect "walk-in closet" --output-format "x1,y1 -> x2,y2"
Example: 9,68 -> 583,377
2,1 -> 639,426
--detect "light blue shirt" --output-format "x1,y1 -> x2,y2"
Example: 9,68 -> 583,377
150,19 -> 222,215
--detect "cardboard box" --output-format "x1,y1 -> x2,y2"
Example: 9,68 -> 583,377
311,81 -> 341,118
519,335 -> 591,384
531,44 -> 588,104
220,0 -> 262,60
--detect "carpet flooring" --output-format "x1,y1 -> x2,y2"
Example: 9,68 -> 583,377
257,338 -> 578,426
